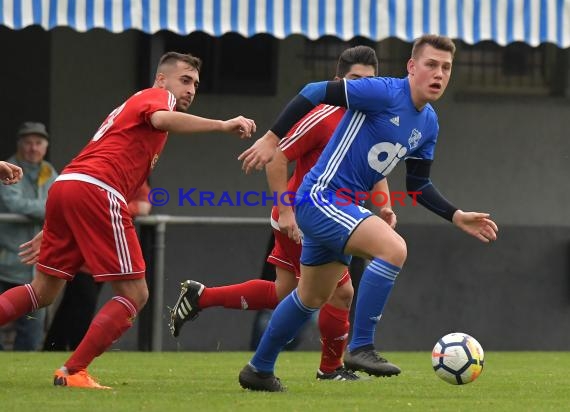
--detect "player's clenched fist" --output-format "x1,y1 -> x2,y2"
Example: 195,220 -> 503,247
223,116 -> 256,139
0,161 -> 23,184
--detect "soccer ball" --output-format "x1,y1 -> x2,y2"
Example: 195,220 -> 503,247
431,332 -> 484,385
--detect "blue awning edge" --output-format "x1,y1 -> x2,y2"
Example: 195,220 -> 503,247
1,0 -> 569,48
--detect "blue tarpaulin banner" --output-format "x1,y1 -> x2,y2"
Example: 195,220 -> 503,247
1,0 -> 568,47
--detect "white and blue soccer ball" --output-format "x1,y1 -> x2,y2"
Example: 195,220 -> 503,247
431,332 -> 485,385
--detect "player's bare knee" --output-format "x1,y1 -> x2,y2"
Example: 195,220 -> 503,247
112,279 -> 149,309
30,275 -> 65,307
134,288 -> 149,309
374,235 -> 407,267
309,296 -> 329,308
275,270 -> 298,301
297,289 -> 329,309
395,237 -> 408,265
33,289 -> 56,307
275,283 -> 293,302
330,282 -> 354,309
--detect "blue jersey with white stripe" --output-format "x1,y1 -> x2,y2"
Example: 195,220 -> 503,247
298,77 -> 439,200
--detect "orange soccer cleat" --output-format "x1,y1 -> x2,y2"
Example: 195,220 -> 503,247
53,367 -> 111,389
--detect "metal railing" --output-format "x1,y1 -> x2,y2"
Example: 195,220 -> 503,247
0,213 -> 269,351
0,213 -> 32,223
135,215 -> 268,351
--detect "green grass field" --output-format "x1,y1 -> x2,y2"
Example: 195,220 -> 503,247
1,351 -> 569,411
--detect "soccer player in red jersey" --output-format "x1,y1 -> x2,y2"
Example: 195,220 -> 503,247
170,46 -> 398,380
0,52 -> 255,389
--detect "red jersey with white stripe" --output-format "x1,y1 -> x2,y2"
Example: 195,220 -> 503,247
63,88 -> 175,202
271,104 -> 346,222
267,103 -> 350,286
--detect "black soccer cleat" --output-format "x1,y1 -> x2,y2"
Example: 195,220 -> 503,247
238,364 -> 285,392
343,347 -> 401,377
316,366 -> 360,381
169,280 -> 205,338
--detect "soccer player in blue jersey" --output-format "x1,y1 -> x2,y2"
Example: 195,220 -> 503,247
237,34 -> 498,391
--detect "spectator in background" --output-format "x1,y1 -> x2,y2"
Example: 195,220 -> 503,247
0,122 -> 57,350
41,181 -> 153,351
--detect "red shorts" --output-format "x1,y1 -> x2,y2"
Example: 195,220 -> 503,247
37,180 -> 145,282
267,227 -> 350,288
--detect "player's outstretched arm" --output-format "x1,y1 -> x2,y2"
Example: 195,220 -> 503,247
151,111 -> 256,139
266,149 -> 301,243
239,80 -> 347,173
452,210 -> 498,243
0,161 -> 23,185
405,158 -> 498,243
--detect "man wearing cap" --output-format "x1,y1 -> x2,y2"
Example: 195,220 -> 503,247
0,121 -> 58,350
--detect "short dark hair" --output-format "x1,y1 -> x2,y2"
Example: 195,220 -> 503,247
157,52 -> 202,74
411,34 -> 456,59
336,45 -> 379,78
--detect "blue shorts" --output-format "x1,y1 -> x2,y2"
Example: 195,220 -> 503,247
295,191 -> 372,266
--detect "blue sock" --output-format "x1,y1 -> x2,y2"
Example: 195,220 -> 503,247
348,257 -> 400,352
250,289 -> 318,373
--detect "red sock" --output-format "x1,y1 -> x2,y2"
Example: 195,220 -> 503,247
0,284 -> 38,324
199,280 -> 278,310
318,303 -> 350,373
65,296 -> 138,373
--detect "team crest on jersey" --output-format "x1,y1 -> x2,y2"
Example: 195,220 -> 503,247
408,128 -> 422,150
